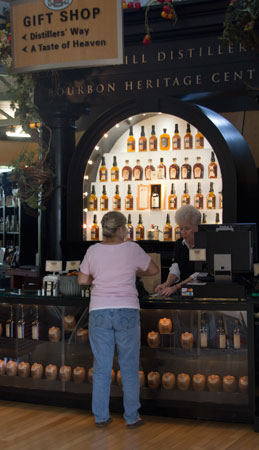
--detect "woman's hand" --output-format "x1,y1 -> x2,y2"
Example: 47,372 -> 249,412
159,285 -> 179,297
154,283 -> 167,293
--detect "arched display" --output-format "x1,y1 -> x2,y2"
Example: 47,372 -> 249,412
67,98 -> 258,242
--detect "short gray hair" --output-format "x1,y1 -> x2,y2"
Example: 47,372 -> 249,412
101,211 -> 126,237
175,205 -> 201,227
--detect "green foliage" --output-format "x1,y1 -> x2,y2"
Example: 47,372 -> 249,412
222,0 -> 259,50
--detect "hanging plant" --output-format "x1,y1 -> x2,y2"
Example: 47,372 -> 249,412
222,0 -> 259,52
10,131 -> 55,213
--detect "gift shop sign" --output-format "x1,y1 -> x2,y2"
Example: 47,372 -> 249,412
11,0 -> 123,73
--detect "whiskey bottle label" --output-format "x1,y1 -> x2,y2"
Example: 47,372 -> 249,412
169,197 -> 177,209
173,137 -> 180,150
195,196 -> 203,209
160,137 -> 169,149
209,166 -> 217,178
169,167 -> 178,179
127,141 -> 135,151
125,198 -> 133,210
233,334 -> 241,349
200,332 -> 208,348
89,198 -> 97,210
184,137 -> 192,149
100,170 -> 107,181
194,167 -> 202,178
17,324 -> 25,339
126,227 -> 133,241
195,136 -> 204,148
219,334 -> 226,349
32,324 -> 39,340
133,169 -> 142,180
91,229 -> 99,240
111,170 -> 119,181
122,169 -> 130,180
136,229 -> 143,239
157,168 -> 164,179
151,195 -> 159,208
100,198 -> 108,210
112,198 -> 121,210
149,139 -> 157,151
139,141 -> 147,151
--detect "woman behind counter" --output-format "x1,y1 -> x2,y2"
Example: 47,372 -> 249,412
155,205 -> 201,297
78,211 -> 158,428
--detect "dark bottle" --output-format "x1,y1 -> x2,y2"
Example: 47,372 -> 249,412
122,160 -> 132,181
216,316 -> 226,349
194,182 -> 203,210
172,124 -> 181,150
169,158 -> 180,180
149,125 -> 157,151
181,158 -> 191,179
32,306 -> 40,340
133,160 -> 143,181
139,126 -> 147,151
17,305 -> 26,339
126,214 -> 134,241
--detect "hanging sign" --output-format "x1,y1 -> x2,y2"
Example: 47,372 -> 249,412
11,0 -> 123,73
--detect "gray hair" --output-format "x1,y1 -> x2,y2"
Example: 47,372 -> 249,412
101,211 -> 126,237
175,205 -> 201,227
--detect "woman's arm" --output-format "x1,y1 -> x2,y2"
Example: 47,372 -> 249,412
78,271 -> 93,286
136,260 -> 159,277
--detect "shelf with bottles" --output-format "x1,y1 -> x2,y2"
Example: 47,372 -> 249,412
83,114 -> 223,241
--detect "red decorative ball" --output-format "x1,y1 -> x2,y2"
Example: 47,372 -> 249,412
128,1 -> 134,8
158,0 -> 165,3
163,5 -> 170,13
135,1 -> 141,10
143,34 -> 151,45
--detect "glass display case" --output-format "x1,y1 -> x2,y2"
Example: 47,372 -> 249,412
0,292 -> 254,426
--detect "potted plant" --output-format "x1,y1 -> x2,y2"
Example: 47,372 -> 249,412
222,0 -> 259,51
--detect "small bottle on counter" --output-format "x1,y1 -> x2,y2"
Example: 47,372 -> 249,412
6,305 -> 14,338
17,305 -> 25,339
233,320 -> 241,349
32,306 -> 40,340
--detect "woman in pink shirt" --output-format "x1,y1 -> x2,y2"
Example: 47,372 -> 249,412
78,211 -> 158,428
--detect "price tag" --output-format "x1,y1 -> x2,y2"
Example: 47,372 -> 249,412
45,260 -> 62,272
65,261 -> 80,272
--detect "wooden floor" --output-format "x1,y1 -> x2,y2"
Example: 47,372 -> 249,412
1,401 -> 259,450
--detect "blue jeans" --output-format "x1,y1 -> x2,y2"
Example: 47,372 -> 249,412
89,308 -> 141,425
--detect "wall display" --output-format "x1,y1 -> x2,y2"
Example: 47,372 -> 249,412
82,113 -> 222,241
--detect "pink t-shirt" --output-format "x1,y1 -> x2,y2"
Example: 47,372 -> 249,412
80,241 -> 151,312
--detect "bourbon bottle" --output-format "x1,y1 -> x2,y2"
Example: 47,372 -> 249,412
99,156 -> 108,182
91,215 -> 99,241
157,158 -> 166,179
181,157 -> 191,179
169,158 -> 180,180
184,123 -> 193,149
194,182 -> 203,210
174,224 -> 181,241
133,160 -> 143,181
163,214 -> 173,241
136,214 -> 145,241
149,125 -> 157,151
202,212 -> 207,224
208,151 -> 217,178
122,160 -> 132,181
89,185 -> 98,211
32,306 -> 40,340
172,123 -> 181,150
193,157 -> 204,179
145,159 -> 155,180
17,305 -> 26,339
139,126 -> 147,152
215,212 -> 220,224
151,186 -> 160,209
127,126 -> 135,152
168,183 -> 177,210
125,185 -> 134,211
5,305 -> 14,338
159,128 -> 170,150
207,182 -> 216,209
111,156 -> 119,182
100,185 -> 109,211
219,191 -> 223,209
112,185 -> 121,211
195,130 -> 204,149
126,214 -> 134,241
181,183 -> 190,206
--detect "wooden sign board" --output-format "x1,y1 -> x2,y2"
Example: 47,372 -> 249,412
11,0 -> 123,73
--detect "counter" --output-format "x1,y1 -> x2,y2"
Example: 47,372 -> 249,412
0,290 -> 257,429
